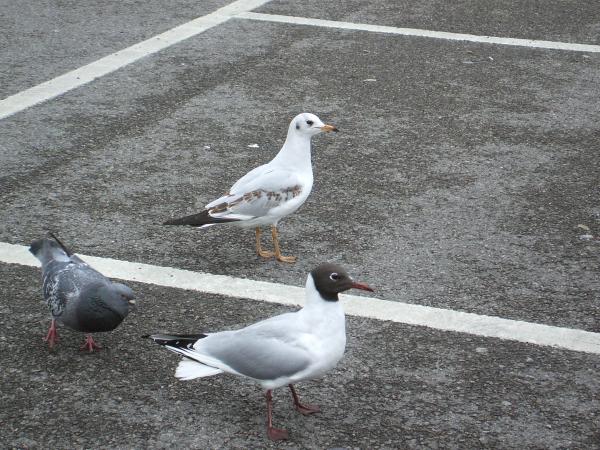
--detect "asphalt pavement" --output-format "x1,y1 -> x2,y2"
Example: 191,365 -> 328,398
1,0 -> 599,448
2,264 -> 599,449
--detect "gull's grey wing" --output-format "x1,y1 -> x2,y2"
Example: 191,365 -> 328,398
205,169 -> 304,220
197,327 -> 311,381
228,163 -> 272,193
204,164 -> 274,210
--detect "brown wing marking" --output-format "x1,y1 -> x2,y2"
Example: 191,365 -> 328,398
208,185 -> 302,214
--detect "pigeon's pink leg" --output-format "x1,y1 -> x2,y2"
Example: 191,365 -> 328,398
265,390 -> 289,441
289,384 -> 321,415
43,319 -> 60,348
79,335 -> 102,352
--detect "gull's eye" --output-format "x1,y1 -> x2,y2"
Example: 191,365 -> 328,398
329,272 -> 340,281
306,120 -> 314,126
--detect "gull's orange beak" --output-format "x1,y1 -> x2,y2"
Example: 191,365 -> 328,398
320,124 -> 339,133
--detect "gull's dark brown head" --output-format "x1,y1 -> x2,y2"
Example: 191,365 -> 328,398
310,263 -> 373,302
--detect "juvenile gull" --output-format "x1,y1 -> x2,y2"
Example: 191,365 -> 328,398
146,263 -> 372,440
163,112 -> 338,263
29,234 -> 136,351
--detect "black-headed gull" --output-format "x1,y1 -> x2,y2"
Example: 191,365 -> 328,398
145,263 -> 372,440
163,113 -> 338,263
29,233 -> 136,351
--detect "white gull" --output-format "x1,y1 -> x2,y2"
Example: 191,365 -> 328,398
146,262 -> 372,440
164,112 -> 338,263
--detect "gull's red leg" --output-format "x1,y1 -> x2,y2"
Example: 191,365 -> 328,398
43,319 -> 60,348
265,390 -> 289,440
79,334 -> 102,352
289,384 -> 321,415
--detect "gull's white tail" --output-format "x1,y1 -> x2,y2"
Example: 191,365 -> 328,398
175,360 -> 224,380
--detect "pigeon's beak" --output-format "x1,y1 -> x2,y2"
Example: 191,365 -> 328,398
320,124 -> 339,133
350,281 -> 374,292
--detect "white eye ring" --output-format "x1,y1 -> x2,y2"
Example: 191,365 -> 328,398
329,273 -> 340,281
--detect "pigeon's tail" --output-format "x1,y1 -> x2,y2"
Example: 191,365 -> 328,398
29,237 -> 70,265
48,232 -> 73,256
144,333 -> 223,380
163,210 -> 240,226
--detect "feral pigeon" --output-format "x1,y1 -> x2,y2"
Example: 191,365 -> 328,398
29,234 -> 135,351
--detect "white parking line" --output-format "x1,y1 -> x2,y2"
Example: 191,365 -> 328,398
0,0 -> 272,121
2,241 -> 599,355
238,12 -> 600,53
2,6 -> 598,121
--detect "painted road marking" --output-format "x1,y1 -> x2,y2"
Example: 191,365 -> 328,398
238,12 -> 600,53
2,7 -> 599,121
2,241 -> 599,355
0,0 -> 272,120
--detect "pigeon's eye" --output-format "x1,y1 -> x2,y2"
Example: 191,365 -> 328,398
329,273 -> 340,281
306,120 -> 314,126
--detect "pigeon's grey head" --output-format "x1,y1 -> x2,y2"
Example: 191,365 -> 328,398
310,263 -> 373,302
29,238 -> 70,264
290,113 -> 338,137
112,283 -> 136,308
76,283 -> 133,332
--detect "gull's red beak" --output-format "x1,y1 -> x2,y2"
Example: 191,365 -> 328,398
350,281 -> 374,292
